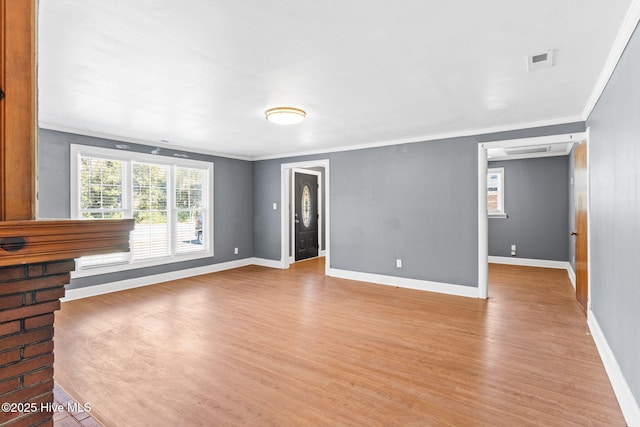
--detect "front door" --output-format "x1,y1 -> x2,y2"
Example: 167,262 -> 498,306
573,141 -> 588,312
294,172 -> 318,261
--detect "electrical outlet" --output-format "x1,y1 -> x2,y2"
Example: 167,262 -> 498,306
396,259 -> 402,268
272,202 -> 277,210
511,244 -> 516,251
234,247 -> 239,255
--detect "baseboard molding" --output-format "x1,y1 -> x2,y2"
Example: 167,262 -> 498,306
320,250 -> 326,256
251,257 -> 286,269
488,256 -> 567,269
327,268 -> 479,299
567,265 -> 576,289
489,256 -> 575,287
63,258 -> 254,302
588,310 -> 640,427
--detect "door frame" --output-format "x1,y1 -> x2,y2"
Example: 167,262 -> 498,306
280,159 -> 330,275
290,168 -> 322,263
580,128 -> 592,311
477,131 -> 587,299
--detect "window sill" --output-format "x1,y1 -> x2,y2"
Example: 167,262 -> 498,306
489,213 -> 508,219
70,249 -> 213,278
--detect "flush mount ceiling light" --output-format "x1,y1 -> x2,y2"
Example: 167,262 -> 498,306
265,107 -> 306,125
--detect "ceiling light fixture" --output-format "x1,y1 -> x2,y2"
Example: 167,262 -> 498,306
265,107 -> 306,125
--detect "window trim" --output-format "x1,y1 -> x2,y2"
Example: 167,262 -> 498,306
70,144 -> 214,277
487,167 -> 506,218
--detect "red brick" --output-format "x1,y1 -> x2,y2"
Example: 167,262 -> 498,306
0,276 -> 69,297
0,408 -> 20,425
22,341 -> 53,359
27,391 -> 54,421
0,300 -> 60,323
33,287 -> 65,304
0,266 -> 27,282
44,260 -> 75,275
23,367 -> 53,387
0,294 -> 24,311
0,321 -> 21,336
0,328 -> 53,357
1,391 -> 53,425
1,379 -> 53,408
6,413 -> 53,427
0,349 -> 21,365
26,265 -> 44,278
0,377 -> 20,395
24,314 -> 54,331
0,353 -> 54,382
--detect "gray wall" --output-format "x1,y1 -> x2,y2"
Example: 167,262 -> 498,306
38,120 -> 586,294
38,129 -> 254,289
488,156 -> 569,261
587,23 -> 640,408
254,138 -> 479,287
253,122 -> 585,289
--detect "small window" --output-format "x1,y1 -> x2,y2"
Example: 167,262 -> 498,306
487,167 -> 505,217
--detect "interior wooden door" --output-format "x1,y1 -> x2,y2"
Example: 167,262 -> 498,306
294,172 -> 319,261
573,141 -> 588,312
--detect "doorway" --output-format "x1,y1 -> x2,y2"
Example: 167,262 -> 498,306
477,131 -> 587,299
292,169 -> 321,261
280,159 -> 330,274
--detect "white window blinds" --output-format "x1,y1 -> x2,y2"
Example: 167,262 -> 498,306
72,145 -> 213,273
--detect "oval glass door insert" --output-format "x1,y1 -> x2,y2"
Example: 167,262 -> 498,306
301,185 -> 312,227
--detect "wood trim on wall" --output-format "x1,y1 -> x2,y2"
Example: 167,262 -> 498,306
0,0 -> 37,221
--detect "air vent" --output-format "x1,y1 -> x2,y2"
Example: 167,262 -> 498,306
527,49 -> 554,72
504,146 -> 550,155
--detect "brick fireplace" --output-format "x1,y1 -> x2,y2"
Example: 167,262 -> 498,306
0,220 -> 133,426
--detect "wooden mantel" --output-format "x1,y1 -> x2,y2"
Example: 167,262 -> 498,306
0,219 -> 135,267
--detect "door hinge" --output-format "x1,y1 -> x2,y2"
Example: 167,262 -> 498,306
0,88 -> 5,100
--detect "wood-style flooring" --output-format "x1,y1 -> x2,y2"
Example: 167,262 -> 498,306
53,259 -> 625,426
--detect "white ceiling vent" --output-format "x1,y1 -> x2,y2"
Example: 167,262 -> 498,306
527,49 -> 554,72
504,145 -> 550,155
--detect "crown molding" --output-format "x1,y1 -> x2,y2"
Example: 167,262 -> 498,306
582,0 -> 640,120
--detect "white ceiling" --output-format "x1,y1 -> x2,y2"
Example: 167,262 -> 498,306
38,1 -> 634,160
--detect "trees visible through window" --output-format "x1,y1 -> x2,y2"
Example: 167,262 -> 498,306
71,145 -> 213,272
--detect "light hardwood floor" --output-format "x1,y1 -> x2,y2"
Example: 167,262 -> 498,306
53,259 -> 625,426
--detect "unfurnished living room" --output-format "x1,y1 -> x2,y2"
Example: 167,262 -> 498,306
1,1 -> 640,426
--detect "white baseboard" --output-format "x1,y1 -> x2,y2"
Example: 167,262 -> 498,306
488,256 -> 568,269
328,268 -> 480,299
320,250 -> 326,256
588,310 -> 640,427
567,265 -> 576,289
63,258 -> 254,301
251,257 -> 286,269
489,256 -> 575,288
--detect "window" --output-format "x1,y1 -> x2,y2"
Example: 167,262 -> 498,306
71,145 -> 213,274
487,167 -> 505,217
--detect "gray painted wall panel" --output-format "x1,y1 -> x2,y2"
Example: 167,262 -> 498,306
252,124 -> 585,289
488,157 -> 569,261
38,122 -> 586,295
38,129 -> 254,289
587,23 -> 640,407
253,140 -> 482,286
